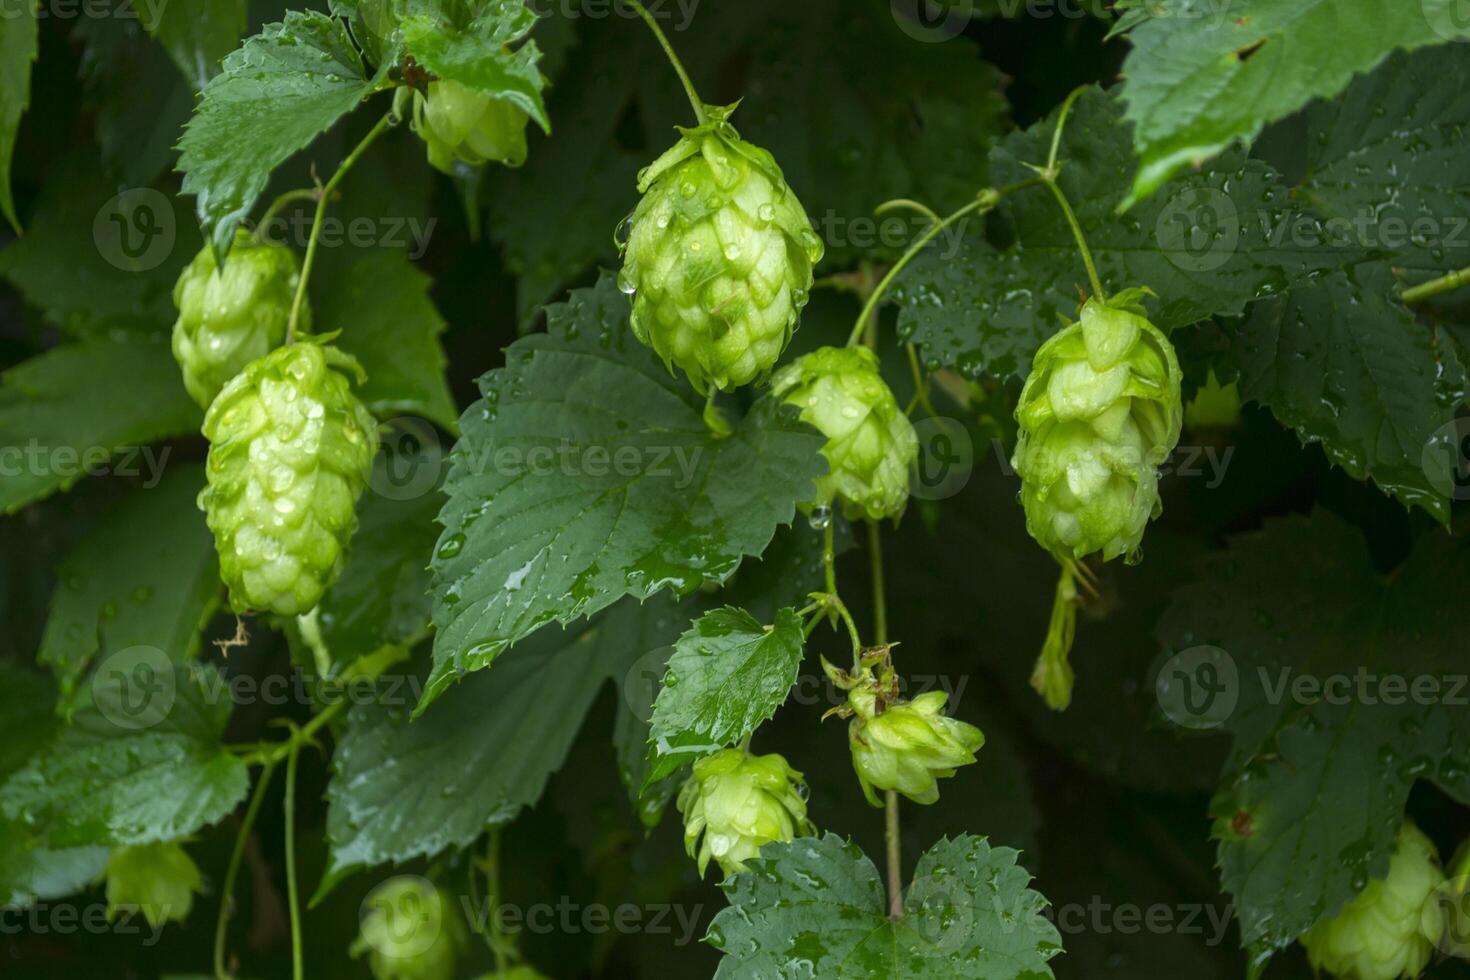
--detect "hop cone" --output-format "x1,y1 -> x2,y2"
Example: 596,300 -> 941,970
1301,822 -> 1446,980
618,103 -> 824,393
677,748 -> 814,878
771,345 -> 918,521
200,342 -> 378,616
105,842 -> 203,929
171,229 -> 304,408
412,79 -> 528,174
352,877 -> 464,980
1012,288 -> 1183,564
843,683 -> 983,807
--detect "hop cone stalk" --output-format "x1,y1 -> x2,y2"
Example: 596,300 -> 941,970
411,79 -> 529,174
1300,822 -> 1446,980
199,342 -> 378,616
618,103 -> 824,393
105,842 -> 203,929
171,229 -> 304,408
677,748 -> 814,878
771,345 -> 918,521
352,877 -> 465,980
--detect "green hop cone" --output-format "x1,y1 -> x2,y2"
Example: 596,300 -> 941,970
411,78 -> 529,174
200,341 -> 378,616
171,229 -> 304,408
104,842 -> 203,930
618,103 -> 825,393
677,748 -> 815,878
844,686 -> 984,807
1300,821 -> 1446,980
771,345 -> 919,521
352,876 -> 465,980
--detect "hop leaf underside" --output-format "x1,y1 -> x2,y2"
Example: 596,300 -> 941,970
200,342 -> 378,617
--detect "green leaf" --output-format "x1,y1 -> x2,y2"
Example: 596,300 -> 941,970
1156,511 -> 1470,955
0,0 -> 37,231
316,248 -> 457,430
710,833 -> 1062,978
317,595 -> 684,898
643,606 -> 804,788
1116,0 -> 1470,204
177,11 -> 374,254
37,465 -> 219,706
1294,46 -> 1470,288
0,334 -> 202,514
1216,264 -> 1467,522
892,88 -> 1352,382
423,273 -> 825,713
142,0 -> 249,91
0,664 -> 249,848
400,0 -> 548,131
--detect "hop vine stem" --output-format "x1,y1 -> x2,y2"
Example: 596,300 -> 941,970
867,520 -> 904,921
213,759 -> 279,980
1400,265 -> 1470,304
284,730 -> 306,980
622,0 -> 708,125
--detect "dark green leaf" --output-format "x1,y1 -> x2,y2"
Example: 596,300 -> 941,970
0,0 -> 37,231
400,0 -> 548,131
423,273 -> 825,712
142,0 -> 249,91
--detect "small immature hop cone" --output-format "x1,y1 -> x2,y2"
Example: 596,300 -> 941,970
171,229 -> 304,408
618,103 -> 825,393
411,78 -> 529,174
846,689 -> 984,807
677,748 -> 815,878
771,345 -> 918,521
200,342 -> 378,616
1300,821 -> 1446,980
104,841 -> 203,929
352,876 -> 465,980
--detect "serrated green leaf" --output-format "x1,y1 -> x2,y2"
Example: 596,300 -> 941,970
177,11 -> 374,254
643,606 -> 804,788
1117,0 -> 1470,204
37,465 -> 219,706
893,88 -> 1354,383
317,595 -> 684,898
1295,46 -> 1470,288
1157,511 -> 1470,954
1218,264 -> 1467,522
0,334 -> 202,514
711,833 -> 1061,978
142,0 -> 248,91
0,0 -> 37,232
423,273 -> 825,713
315,248 -> 457,430
0,664 -> 248,848
400,0 -> 548,131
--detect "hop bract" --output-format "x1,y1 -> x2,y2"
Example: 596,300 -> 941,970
171,229 -> 304,408
618,103 -> 824,393
1300,821 -> 1446,980
352,877 -> 464,980
846,688 -> 984,807
771,345 -> 918,521
412,79 -> 529,174
199,342 -> 378,616
1011,288 -> 1183,564
105,842 -> 203,929
677,748 -> 814,879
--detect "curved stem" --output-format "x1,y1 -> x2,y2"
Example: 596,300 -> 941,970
286,111 -> 395,343
214,760 -> 280,980
875,198 -> 942,226
1043,179 -> 1106,302
622,0 -> 707,124
904,344 -> 938,418
1047,85 -> 1089,174
284,734 -> 305,980
253,189 -> 317,244
1401,265 -> 1470,304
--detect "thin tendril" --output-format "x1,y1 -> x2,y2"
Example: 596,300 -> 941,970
622,0 -> 707,124
214,761 -> 279,980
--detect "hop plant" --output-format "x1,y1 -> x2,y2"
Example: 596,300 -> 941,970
104,842 -> 203,929
171,229 -> 304,408
1184,368 -> 1242,432
618,103 -> 825,394
1300,822 -> 1446,980
1011,288 -> 1183,710
677,748 -> 815,878
410,79 -> 529,174
771,345 -> 918,521
199,341 -> 378,617
352,877 -> 465,980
